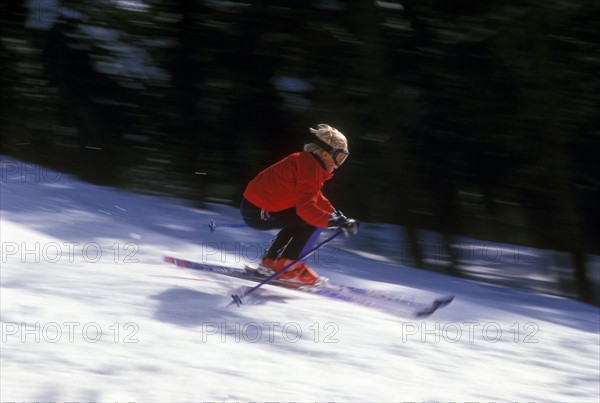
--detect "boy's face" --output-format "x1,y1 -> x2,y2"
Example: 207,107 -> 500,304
320,150 -> 348,173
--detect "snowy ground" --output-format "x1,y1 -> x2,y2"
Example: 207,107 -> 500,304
1,156 -> 599,402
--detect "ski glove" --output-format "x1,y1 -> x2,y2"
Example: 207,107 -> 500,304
328,210 -> 359,237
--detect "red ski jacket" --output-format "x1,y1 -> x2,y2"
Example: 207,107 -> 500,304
243,151 -> 334,227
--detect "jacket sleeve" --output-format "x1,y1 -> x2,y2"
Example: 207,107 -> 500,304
294,164 -> 334,227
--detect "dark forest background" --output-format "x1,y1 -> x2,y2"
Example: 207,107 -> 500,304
1,0 -> 598,303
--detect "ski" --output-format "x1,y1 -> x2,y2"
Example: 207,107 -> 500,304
163,256 -> 454,318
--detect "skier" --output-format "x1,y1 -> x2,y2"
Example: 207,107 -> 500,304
240,123 -> 358,285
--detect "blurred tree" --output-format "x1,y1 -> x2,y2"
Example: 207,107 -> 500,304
1,0 -> 598,302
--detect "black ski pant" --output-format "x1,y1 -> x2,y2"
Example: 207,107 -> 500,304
240,198 -> 322,261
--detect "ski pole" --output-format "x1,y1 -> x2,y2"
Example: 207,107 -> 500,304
230,229 -> 343,306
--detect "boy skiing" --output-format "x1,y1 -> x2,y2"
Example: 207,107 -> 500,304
240,124 -> 358,285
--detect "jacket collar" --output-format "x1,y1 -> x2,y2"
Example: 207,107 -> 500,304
310,152 -> 334,179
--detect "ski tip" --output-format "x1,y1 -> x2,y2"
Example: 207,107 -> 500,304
231,294 -> 243,307
437,295 -> 455,307
414,295 -> 456,318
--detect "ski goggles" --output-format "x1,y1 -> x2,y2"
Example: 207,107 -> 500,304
311,135 -> 350,167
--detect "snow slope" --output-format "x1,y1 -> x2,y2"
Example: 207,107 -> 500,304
1,156 -> 599,401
